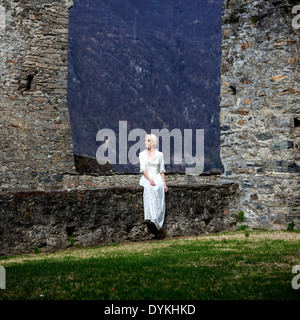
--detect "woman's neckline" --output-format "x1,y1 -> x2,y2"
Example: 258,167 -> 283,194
146,149 -> 157,160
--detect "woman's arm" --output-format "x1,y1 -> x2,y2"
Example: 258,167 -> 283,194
139,152 -> 156,186
160,172 -> 168,192
159,152 -> 167,192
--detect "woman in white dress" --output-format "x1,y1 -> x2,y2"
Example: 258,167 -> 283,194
139,134 -> 168,230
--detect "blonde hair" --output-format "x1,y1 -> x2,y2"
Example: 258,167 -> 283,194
146,133 -> 158,149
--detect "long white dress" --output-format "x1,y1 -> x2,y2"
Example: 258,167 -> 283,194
139,149 -> 166,230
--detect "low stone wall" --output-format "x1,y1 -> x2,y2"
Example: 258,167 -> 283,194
0,182 -> 239,256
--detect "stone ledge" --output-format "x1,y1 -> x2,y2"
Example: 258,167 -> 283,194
0,183 -> 239,256
4,181 -> 237,195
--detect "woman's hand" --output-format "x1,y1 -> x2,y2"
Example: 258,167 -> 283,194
143,170 -> 156,186
150,179 -> 156,186
164,184 -> 168,192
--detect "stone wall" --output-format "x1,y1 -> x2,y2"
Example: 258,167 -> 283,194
0,0 -> 75,191
220,0 -> 300,229
0,182 -> 239,255
0,0 -> 299,250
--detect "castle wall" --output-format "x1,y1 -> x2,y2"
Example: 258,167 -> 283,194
0,0 -> 75,191
0,0 -> 299,237
220,0 -> 300,229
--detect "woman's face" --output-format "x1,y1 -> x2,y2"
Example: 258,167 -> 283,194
145,136 -> 151,149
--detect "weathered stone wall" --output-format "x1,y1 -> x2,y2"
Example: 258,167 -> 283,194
0,182 -> 239,255
220,0 -> 300,229
0,0 -> 75,191
0,0 -> 299,252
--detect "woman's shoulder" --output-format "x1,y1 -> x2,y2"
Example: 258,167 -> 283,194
139,149 -> 163,158
139,149 -> 147,157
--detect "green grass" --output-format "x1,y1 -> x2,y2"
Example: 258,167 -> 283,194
0,231 -> 299,300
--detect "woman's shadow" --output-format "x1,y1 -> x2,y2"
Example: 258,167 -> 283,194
145,220 -> 166,239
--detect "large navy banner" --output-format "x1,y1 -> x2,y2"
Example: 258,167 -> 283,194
68,0 -> 223,173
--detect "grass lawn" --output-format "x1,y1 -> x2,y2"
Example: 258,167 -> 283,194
0,230 -> 299,300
